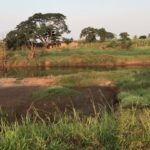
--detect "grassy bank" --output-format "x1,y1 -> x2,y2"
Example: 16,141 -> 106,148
57,69 -> 150,107
1,47 -> 150,67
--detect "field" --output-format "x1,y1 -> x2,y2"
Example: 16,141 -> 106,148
0,46 -> 150,149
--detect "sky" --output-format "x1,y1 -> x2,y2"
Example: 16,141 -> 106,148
0,0 -> 150,39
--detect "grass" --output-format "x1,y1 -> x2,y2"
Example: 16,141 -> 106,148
0,108 -> 150,150
3,47 -> 150,67
32,86 -> 80,100
118,89 -> 150,107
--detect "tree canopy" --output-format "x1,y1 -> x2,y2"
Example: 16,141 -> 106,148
119,32 -> 130,41
80,27 -> 114,42
80,27 -> 97,42
5,13 -> 70,50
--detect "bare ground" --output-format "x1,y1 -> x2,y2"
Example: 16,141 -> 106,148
0,78 -> 118,120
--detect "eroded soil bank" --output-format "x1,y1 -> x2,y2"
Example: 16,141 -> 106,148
0,79 -> 118,120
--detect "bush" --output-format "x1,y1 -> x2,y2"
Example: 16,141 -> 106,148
106,40 -> 118,48
120,40 -> 132,49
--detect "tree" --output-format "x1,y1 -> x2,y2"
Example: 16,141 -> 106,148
119,32 -> 132,49
5,13 -> 70,50
80,27 -> 97,42
63,38 -> 73,45
97,28 -> 107,42
106,32 -> 115,40
139,35 -> 147,39
119,32 -> 130,41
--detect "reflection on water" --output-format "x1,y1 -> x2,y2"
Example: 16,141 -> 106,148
0,66 -> 150,78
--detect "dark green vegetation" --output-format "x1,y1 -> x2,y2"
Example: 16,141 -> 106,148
80,27 -> 114,42
5,13 -> 70,50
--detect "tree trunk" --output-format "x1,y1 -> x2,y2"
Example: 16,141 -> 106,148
28,42 -> 36,59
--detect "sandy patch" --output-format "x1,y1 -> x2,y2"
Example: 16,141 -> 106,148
0,76 -> 57,88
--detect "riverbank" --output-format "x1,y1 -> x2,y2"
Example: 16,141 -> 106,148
0,47 -> 150,149
1,47 -> 150,68
0,67 -> 150,149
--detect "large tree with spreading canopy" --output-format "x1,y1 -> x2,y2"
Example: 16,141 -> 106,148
5,13 -> 70,50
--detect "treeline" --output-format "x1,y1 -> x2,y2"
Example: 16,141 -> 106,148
80,28 -> 132,49
3,12 -> 150,50
80,27 -> 150,42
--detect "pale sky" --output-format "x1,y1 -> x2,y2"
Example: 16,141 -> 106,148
0,0 -> 150,39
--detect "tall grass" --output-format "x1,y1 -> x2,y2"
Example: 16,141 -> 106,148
3,46 -> 150,67
0,108 -> 150,150
133,39 -> 150,47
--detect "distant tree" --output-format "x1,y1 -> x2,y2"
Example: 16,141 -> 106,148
106,32 -> 115,40
5,13 -> 70,50
119,32 -> 130,41
139,35 -> 147,39
63,37 -> 73,45
5,30 -> 22,50
119,32 -> 132,49
96,28 -> 107,42
80,27 -> 97,42
148,34 -> 150,39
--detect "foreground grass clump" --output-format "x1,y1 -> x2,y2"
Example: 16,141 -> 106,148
118,108 -> 150,150
32,86 -> 79,100
0,108 -> 150,150
118,88 -> 150,107
116,69 -> 150,107
0,112 -> 118,150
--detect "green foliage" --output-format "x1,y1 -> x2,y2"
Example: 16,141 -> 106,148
119,32 -> 132,49
80,27 -> 97,42
62,38 -> 73,45
118,108 -> 150,149
32,86 -> 79,100
5,13 -> 70,50
97,28 -> 107,42
106,40 -> 118,48
119,32 -> 130,41
0,110 -> 119,150
80,27 -> 114,42
118,89 -> 150,107
139,35 -> 147,39
120,40 -> 132,49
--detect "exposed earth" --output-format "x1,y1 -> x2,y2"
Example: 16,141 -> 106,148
0,78 -> 118,120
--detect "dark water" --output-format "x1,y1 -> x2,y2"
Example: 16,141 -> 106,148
0,66 -> 150,78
